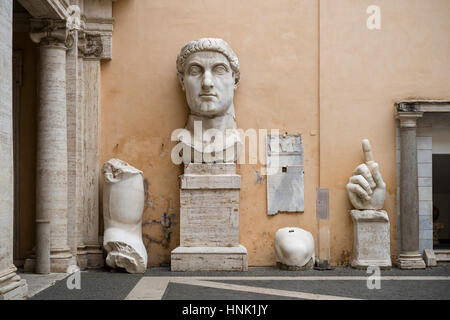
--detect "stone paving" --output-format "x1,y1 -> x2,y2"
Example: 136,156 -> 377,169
19,271 -> 67,299
26,266 -> 450,300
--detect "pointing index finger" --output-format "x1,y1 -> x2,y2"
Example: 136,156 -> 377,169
362,139 -> 374,164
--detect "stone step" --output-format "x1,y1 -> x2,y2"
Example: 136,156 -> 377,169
434,249 -> 450,262
171,245 -> 248,271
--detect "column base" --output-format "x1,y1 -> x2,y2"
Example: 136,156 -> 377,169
49,248 -> 73,273
397,253 -> 426,269
23,249 -> 73,273
0,265 -> 28,300
86,245 -> 104,269
171,245 -> 248,271
76,245 -> 88,270
23,256 -> 36,273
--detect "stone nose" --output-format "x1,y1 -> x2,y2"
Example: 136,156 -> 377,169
201,71 -> 214,90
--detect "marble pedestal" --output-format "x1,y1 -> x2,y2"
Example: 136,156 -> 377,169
171,163 -> 248,271
350,210 -> 392,269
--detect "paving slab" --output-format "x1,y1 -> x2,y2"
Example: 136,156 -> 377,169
27,266 -> 450,300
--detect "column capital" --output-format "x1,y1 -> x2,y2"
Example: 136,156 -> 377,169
29,18 -> 68,48
395,112 -> 423,128
29,5 -> 82,49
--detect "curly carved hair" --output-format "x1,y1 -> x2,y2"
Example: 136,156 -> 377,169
176,38 -> 240,86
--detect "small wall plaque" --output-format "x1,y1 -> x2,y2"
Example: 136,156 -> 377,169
317,188 -> 329,220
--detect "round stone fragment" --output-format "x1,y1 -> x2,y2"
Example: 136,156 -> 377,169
274,227 -> 315,270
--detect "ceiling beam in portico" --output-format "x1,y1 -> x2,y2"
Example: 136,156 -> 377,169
17,0 -> 69,20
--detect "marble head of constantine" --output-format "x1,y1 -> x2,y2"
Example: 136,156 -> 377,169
175,38 -> 242,163
176,38 -> 240,118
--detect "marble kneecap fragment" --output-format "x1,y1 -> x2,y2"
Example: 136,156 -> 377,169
102,158 -> 147,273
275,227 -> 315,270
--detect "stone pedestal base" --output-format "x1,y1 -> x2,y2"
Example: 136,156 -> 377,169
423,249 -> 437,267
86,246 -> 104,269
350,210 -> 392,269
171,163 -> 248,271
0,266 -> 28,300
397,253 -> 426,269
171,246 -> 248,271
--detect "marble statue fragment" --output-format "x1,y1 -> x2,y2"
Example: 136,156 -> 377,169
174,38 -> 242,163
346,140 -> 391,268
274,227 -> 315,270
346,139 -> 386,210
102,159 -> 147,273
171,38 -> 248,271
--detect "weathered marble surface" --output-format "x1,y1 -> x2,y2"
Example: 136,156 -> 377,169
102,159 -> 147,273
26,19 -> 73,273
171,163 -> 248,271
346,139 -> 386,210
82,60 -> 103,269
423,248 -> 437,267
350,210 -> 391,269
171,246 -> 248,272
171,40 -> 247,271
347,140 -> 392,269
175,38 -> 242,163
274,227 -> 315,270
266,134 -> 304,215
0,0 -> 27,299
20,1 -> 115,273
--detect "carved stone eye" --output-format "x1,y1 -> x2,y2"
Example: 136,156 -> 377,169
188,65 -> 202,76
213,65 -> 227,74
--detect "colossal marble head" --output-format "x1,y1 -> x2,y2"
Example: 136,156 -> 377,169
175,38 -> 242,163
176,38 -> 240,117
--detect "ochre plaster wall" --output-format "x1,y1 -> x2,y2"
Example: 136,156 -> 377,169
101,0 -> 450,266
101,0 -> 319,267
320,0 -> 450,264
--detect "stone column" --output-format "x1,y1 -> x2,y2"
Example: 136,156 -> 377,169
75,53 -> 88,269
31,20 -> 73,273
396,112 -> 426,269
66,25 -> 80,269
84,58 -> 103,268
0,0 -> 28,299
78,34 -> 104,269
